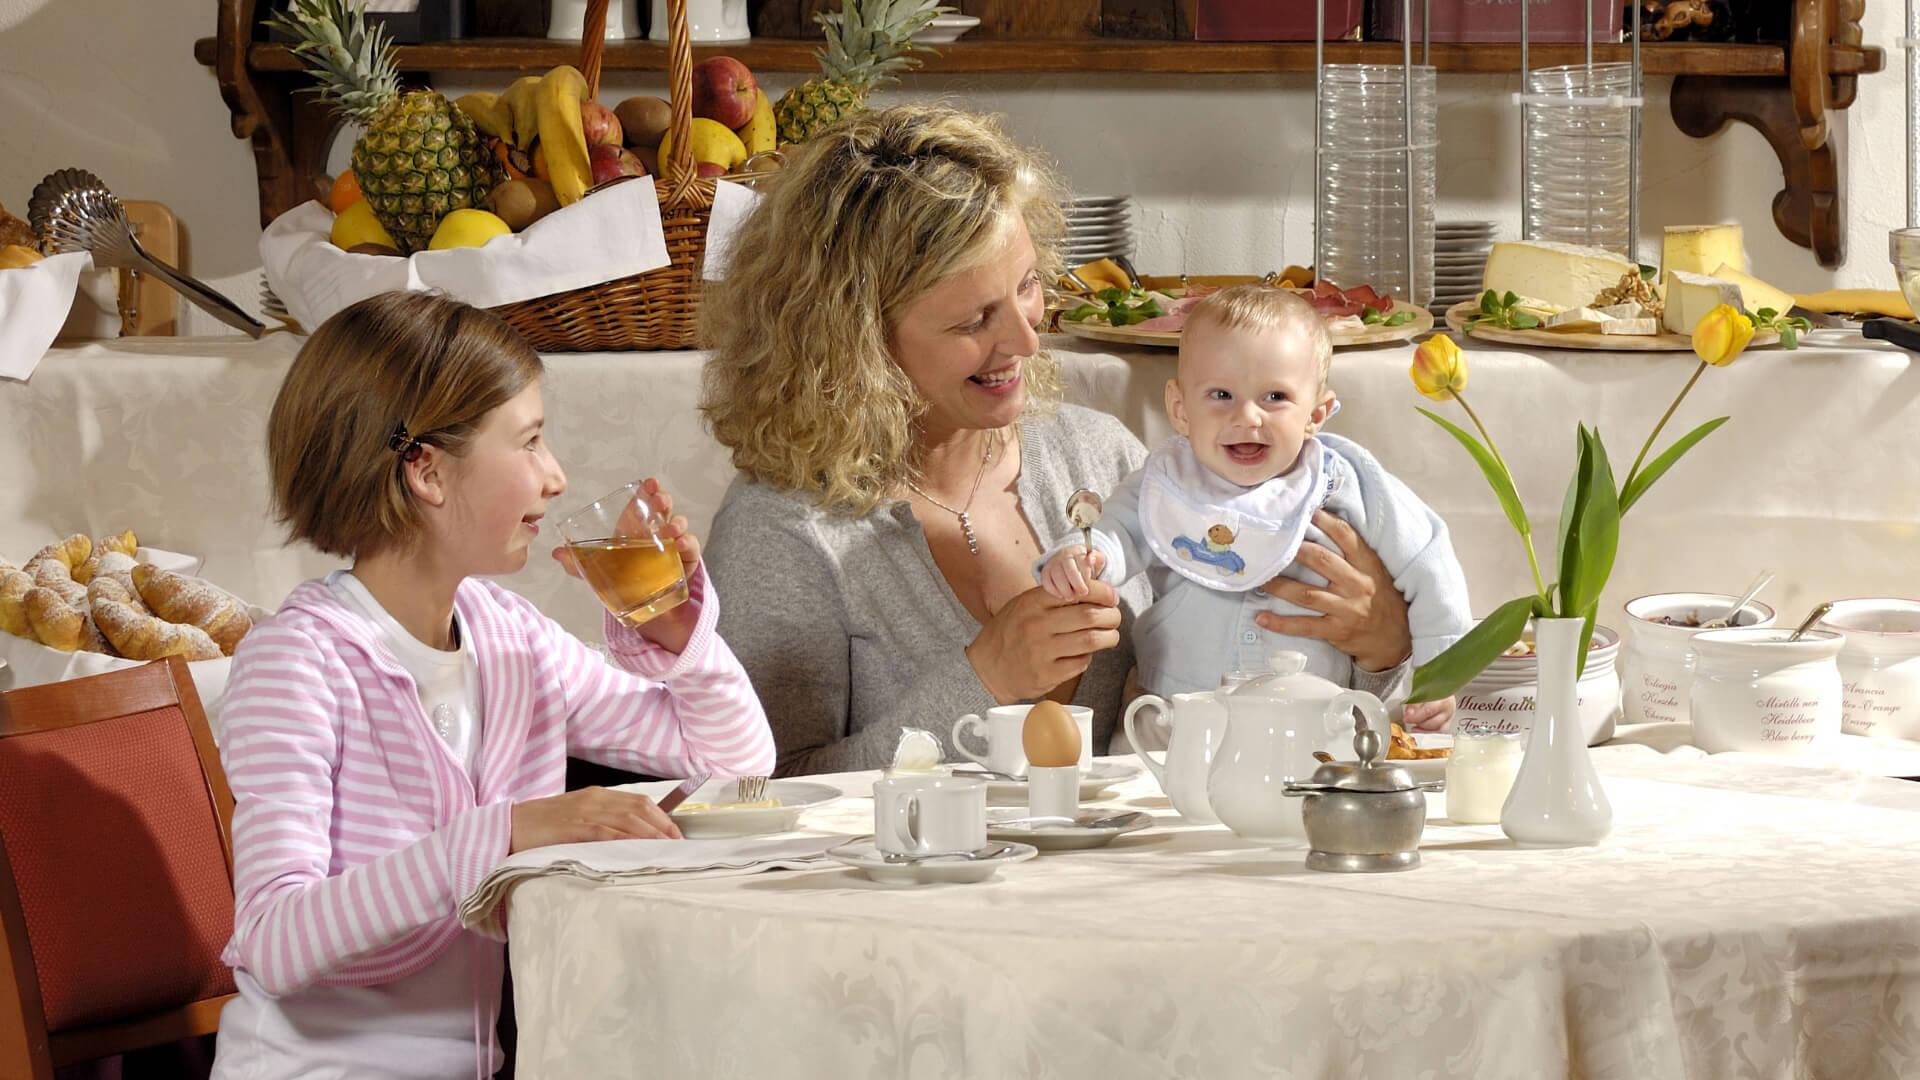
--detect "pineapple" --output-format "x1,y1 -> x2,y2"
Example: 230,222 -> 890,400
774,0 -> 952,146
270,0 -> 498,254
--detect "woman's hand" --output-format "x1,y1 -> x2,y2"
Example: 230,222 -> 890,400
967,581 -> 1123,703
510,786 -> 683,852
1256,510 -> 1413,673
553,477 -> 702,653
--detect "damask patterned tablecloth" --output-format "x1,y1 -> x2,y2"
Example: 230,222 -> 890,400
504,748 -> 1920,1079
2,332 -> 1916,642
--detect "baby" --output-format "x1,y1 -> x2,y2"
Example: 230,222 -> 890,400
1038,284 -> 1470,725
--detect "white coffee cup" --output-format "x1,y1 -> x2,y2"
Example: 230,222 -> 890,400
952,704 -> 1092,777
872,774 -> 987,856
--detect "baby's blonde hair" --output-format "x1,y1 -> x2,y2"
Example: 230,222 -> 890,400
700,103 -> 1068,516
1182,284 -> 1334,387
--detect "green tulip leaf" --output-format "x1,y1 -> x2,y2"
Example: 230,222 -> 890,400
1409,595 -> 1536,703
1567,427 -> 1620,617
1416,408 -> 1531,539
1554,425 -> 1589,619
1618,416 -> 1729,514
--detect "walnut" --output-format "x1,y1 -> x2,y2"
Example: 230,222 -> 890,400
1592,270 -> 1664,320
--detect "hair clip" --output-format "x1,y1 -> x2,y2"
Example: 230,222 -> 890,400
387,424 -> 424,460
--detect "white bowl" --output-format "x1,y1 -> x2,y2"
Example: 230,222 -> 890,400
912,13 -> 980,43
1621,592 -> 1777,726
1819,598 -> 1920,739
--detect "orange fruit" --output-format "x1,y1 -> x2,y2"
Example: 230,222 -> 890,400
328,170 -> 363,214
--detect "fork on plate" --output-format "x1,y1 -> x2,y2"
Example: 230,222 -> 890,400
734,775 -> 769,803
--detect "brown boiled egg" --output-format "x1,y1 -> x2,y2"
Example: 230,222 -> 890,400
1022,700 -> 1081,769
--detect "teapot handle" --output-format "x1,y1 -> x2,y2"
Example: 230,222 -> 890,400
1323,690 -> 1390,759
1122,695 -> 1170,785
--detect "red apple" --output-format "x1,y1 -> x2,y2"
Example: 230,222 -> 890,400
690,56 -> 758,130
694,161 -> 727,179
580,101 -> 623,147
590,143 -> 649,184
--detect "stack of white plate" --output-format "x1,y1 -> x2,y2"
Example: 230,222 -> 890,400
1062,195 -> 1134,267
1432,220 -> 1498,313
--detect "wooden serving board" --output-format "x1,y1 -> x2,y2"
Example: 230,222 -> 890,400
1443,301 -> 1780,351
1059,300 -> 1434,350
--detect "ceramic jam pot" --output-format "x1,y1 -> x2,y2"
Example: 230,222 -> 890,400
1208,651 -> 1390,844
1688,628 -> 1844,754
1455,623 -> 1623,746
1621,593 -> 1777,726
1818,599 -> 1920,740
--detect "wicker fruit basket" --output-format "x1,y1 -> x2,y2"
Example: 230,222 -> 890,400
491,0 -> 714,351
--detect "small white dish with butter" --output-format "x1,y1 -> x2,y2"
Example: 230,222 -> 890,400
666,779 -> 842,838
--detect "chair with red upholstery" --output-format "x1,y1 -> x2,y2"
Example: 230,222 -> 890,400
0,656 -> 237,1079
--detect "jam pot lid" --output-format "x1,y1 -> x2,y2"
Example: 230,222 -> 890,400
1302,717 -> 1419,793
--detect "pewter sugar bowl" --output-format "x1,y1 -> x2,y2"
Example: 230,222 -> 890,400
1282,715 -> 1441,872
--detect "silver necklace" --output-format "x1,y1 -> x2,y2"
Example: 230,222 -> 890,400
906,430 -> 998,556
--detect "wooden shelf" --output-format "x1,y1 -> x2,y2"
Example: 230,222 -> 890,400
195,0 -> 1883,268
193,36 -> 1883,79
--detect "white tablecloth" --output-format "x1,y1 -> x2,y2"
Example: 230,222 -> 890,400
502,751 -> 1920,1077
1,332 -> 1915,642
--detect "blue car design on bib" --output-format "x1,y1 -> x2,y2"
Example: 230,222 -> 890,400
1172,524 -> 1246,576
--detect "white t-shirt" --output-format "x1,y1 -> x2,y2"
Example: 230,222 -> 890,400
212,573 -> 497,1080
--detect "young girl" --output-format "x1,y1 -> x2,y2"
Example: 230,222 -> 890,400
212,292 -> 774,1079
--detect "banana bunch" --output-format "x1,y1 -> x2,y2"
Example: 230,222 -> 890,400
455,65 -> 592,207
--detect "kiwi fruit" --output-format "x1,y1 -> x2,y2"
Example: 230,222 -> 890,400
615,96 -> 673,149
488,179 -> 560,231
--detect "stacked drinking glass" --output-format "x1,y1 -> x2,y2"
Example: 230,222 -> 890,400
1523,63 -> 1635,256
1316,64 -> 1437,306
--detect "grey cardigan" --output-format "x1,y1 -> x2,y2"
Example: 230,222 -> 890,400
705,405 -> 1153,776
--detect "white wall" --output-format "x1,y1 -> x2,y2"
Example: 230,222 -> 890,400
0,0 -> 1906,336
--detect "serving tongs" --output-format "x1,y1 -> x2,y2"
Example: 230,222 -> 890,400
29,168 -> 265,339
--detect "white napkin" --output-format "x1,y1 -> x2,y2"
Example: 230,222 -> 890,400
0,252 -> 90,380
261,178 -> 672,333
701,179 -> 761,281
459,834 -> 850,936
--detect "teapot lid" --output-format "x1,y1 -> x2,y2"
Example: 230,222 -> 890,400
1301,713 -> 1418,792
1227,651 -> 1341,703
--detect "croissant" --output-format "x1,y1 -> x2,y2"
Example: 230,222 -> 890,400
88,574 -> 150,616
0,569 -> 31,638
92,595 -> 220,661
87,551 -> 139,593
132,565 -> 252,655
25,534 -> 91,580
25,586 -> 107,653
72,530 -> 138,585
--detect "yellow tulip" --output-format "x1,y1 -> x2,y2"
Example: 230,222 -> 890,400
1409,334 -> 1468,401
1691,303 -> 1756,367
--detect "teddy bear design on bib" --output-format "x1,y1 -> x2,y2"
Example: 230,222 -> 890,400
1171,523 -> 1247,577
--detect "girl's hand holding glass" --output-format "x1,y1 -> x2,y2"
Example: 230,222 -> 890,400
554,477 -> 703,652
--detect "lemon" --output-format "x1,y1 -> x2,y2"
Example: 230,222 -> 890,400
428,209 -> 512,251
659,118 -> 748,172
330,200 -> 398,251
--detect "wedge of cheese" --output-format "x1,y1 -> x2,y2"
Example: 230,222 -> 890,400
1791,288 -> 1913,320
1710,263 -> 1795,316
1662,269 -> 1746,335
1547,303 -> 1659,335
1664,225 -> 1746,278
1481,241 -> 1637,313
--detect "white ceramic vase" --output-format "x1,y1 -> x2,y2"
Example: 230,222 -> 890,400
1500,617 -> 1613,846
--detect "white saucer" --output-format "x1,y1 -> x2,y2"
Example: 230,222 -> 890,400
667,779 -> 841,838
826,838 -> 1038,884
986,808 -> 1152,851
953,761 -> 1142,805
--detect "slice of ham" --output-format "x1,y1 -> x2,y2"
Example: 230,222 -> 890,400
1132,294 -> 1207,332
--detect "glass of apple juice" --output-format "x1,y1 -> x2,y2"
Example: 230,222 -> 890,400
555,480 -> 689,625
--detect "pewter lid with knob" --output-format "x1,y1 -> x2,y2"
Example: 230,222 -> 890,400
1296,711 -> 1420,794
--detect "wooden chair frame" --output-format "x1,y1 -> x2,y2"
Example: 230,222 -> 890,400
0,657 -> 236,1080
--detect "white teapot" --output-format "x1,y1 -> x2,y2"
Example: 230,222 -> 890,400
1208,651 -> 1392,843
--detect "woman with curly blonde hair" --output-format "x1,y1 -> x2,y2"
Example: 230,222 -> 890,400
701,104 -> 1417,775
